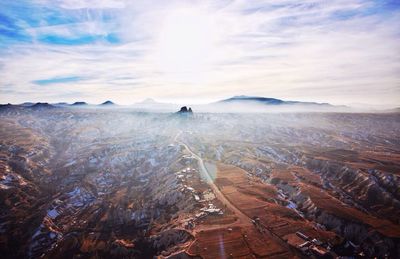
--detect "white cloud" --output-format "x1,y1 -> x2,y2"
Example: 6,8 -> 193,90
0,0 -> 399,107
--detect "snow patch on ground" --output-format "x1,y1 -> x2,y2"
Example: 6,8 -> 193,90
47,208 -> 59,219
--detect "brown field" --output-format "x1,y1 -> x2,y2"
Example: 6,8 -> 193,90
270,168 -> 297,184
187,227 -> 253,258
187,226 -> 294,259
213,164 -> 339,246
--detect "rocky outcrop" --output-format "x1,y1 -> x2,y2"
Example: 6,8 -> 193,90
304,158 -> 400,223
177,106 -> 193,114
299,199 -> 400,258
150,229 -> 193,256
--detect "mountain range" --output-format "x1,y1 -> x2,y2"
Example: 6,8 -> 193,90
219,95 -> 331,106
0,96 -> 358,112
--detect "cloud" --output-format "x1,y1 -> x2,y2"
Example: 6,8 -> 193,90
0,0 -> 399,107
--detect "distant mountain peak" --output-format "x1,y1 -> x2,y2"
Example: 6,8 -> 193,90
72,101 -> 88,106
21,102 -> 34,107
31,102 -> 55,109
139,98 -> 157,104
101,100 -> 114,105
144,98 -> 156,102
219,95 -> 331,107
221,96 -> 284,105
232,95 -> 260,99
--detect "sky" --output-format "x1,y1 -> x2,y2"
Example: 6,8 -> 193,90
0,0 -> 399,107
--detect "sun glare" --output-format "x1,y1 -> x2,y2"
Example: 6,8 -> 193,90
155,8 -> 218,83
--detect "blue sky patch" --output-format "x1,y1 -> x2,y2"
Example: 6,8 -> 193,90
38,34 -> 99,45
32,76 -> 83,85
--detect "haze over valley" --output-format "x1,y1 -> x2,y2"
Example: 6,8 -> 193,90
1,105 -> 399,258
1,0 -> 400,258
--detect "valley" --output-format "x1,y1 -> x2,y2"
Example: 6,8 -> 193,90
0,107 -> 399,258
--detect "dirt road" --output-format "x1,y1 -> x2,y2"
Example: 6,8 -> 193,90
179,141 -> 251,225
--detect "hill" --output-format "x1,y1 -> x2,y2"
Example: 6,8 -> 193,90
100,100 -> 115,106
219,95 -> 330,106
72,101 -> 88,106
